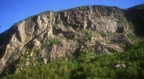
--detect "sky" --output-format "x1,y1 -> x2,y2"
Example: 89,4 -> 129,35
0,0 -> 144,33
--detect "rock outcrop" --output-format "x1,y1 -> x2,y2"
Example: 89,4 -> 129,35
0,5 -> 139,75
125,4 -> 144,37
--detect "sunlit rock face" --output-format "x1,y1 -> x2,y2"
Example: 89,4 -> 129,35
0,5 -> 136,74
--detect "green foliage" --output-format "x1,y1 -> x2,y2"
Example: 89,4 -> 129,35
127,33 -> 142,43
77,47 -> 96,63
81,29 -> 92,41
1,41 -> 144,79
49,38 -> 61,45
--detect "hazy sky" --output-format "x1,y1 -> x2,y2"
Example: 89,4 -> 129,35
0,0 -> 144,33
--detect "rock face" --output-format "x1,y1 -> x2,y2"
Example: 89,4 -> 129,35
0,5 -> 137,74
125,4 -> 144,37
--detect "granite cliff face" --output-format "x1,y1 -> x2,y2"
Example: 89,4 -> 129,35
0,5 -> 142,74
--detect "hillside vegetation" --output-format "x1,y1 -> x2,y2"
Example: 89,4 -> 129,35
1,40 -> 144,79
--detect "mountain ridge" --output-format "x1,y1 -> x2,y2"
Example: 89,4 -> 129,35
0,4 -> 144,76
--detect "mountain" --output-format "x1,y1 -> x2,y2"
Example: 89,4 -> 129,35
125,4 -> 144,36
0,4 -> 144,78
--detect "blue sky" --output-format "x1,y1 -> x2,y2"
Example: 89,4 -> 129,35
0,0 -> 144,33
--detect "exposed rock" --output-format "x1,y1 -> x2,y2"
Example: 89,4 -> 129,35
115,63 -> 126,68
0,5 -> 137,74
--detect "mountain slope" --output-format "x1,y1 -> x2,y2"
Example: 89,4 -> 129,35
125,4 -> 144,37
0,5 -> 143,76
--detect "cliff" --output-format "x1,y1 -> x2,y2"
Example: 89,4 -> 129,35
0,5 -> 143,75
